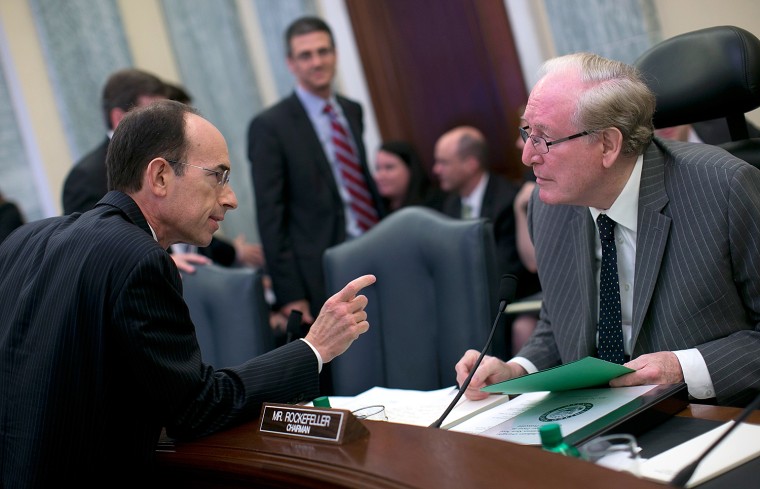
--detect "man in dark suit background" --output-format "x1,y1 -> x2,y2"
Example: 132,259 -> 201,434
434,125 -> 539,300
62,68 -> 262,272
248,16 -> 384,329
456,53 -> 760,407
0,100 -> 375,486
62,68 -> 166,215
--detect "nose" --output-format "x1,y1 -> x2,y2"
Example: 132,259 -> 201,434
521,139 -> 541,167
221,185 -> 238,210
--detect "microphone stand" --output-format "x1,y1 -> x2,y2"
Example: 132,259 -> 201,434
429,274 -> 517,429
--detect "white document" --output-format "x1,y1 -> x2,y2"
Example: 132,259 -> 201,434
449,391 -> 551,434
454,385 -> 656,445
639,421 -> 760,487
320,384 -> 655,442
323,386 -> 511,428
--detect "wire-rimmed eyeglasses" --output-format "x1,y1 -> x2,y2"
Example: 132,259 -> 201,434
520,126 -> 591,154
166,159 -> 230,187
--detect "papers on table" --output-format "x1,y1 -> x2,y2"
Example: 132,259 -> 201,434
453,385 -> 656,445
315,356 -> 666,446
323,384 -> 657,445
638,421 -> 760,487
321,386 -> 511,428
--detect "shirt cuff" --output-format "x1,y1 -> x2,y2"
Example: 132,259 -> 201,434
673,348 -> 716,399
509,356 -> 539,375
300,338 -> 323,373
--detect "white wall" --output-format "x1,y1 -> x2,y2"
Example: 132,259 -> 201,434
506,0 -> 760,125
3,0 -> 760,218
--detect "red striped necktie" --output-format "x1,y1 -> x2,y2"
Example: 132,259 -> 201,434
324,103 -> 379,232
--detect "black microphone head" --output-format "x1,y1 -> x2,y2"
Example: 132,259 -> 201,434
498,274 -> 518,304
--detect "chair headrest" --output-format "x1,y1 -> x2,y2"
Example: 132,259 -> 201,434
634,26 -> 760,129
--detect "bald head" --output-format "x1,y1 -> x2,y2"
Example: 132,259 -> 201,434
433,125 -> 489,196
440,126 -> 487,168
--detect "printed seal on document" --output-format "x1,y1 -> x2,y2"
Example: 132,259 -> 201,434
538,403 -> 593,422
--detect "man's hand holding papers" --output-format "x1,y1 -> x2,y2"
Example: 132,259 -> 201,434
455,350 -> 528,401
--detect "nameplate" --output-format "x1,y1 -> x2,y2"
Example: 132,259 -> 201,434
258,403 -> 369,444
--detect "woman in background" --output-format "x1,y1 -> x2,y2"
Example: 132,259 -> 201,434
374,140 -> 443,213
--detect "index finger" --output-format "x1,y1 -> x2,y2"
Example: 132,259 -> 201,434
335,274 -> 376,302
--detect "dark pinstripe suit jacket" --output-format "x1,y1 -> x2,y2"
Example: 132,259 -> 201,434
523,138 -> 760,407
248,92 -> 384,317
0,191 -> 320,487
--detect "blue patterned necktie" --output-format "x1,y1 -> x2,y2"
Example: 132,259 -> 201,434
596,213 -> 625,364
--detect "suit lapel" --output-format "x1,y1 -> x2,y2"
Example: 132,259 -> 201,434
479,177 -> 494,218
571,206 -> 598,357
632,144 -> 671,348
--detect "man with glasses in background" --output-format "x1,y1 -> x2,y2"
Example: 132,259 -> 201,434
456,52 -> 760,408
247,16 -> 384,369
0,100 -> 375,486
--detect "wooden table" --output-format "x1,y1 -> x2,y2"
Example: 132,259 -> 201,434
155,407 -> 751,488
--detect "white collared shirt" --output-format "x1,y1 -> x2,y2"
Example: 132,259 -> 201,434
461,173 -> 489,218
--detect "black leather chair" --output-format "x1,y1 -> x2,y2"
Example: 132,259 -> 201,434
634,25 -> 760,168
181,264 -> 275,367
323,206 -> 502,396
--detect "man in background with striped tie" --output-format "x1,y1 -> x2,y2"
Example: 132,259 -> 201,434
247,16 -> 384,361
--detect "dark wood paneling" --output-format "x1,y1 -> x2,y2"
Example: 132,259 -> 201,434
345,0 -> 528,181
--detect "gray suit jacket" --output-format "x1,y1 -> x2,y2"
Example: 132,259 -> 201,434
523,137 -> 760,406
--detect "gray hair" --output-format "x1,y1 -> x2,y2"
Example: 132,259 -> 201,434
539,53 -> 655,156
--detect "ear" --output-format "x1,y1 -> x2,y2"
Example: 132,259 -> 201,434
600,127 -> 624,169
285,55 -> 297,75
145,158 -> 173,197
464,155 -> 481,172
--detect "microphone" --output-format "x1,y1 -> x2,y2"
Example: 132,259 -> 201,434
670,391 -> 760,487
429,274 -> 518,429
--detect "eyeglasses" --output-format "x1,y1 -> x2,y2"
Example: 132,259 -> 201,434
520,126 -> 590,154
292,46 -> 334,63
167,160 -> 230,187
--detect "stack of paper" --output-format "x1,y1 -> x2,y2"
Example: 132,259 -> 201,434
638,421 -> 760,487
319,386 -> 511,428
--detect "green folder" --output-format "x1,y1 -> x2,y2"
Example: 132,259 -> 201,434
480,356 -> 634,394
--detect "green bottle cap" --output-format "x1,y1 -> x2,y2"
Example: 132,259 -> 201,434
539,423 -> 563,446
313,396 -> 331,408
